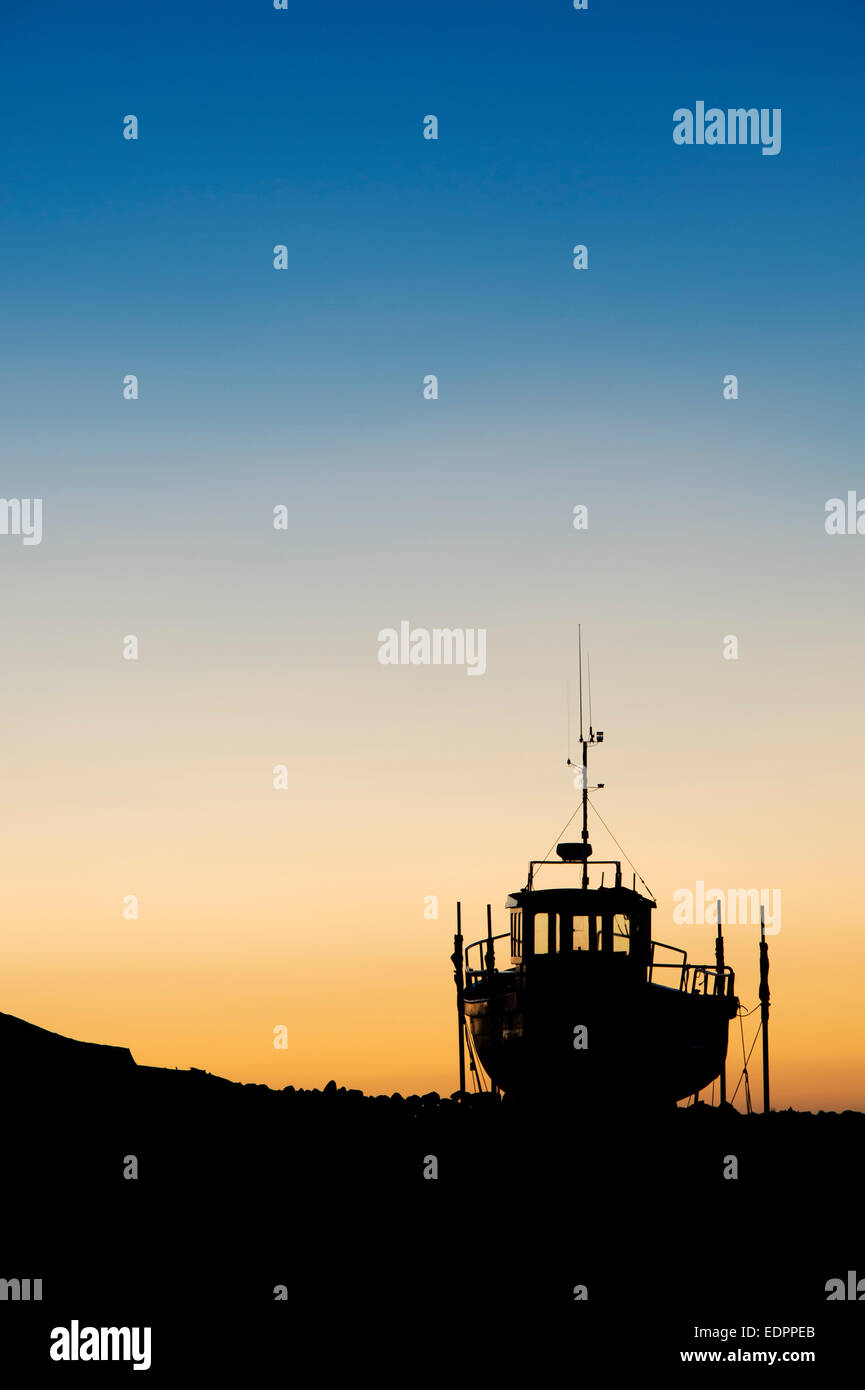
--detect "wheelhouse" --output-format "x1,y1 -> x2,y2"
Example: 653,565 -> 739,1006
507,884 -> 652,967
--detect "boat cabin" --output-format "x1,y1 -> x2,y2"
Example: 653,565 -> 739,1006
507,842 -> 655,977
507,885 -> 653,969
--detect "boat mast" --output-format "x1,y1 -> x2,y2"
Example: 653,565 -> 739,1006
759,905 -> 771,1112
567,626 -> 602,891
715,899 -> 727,1106
578,627 -> 590,888
584,633 -> 589,889
451,904 -> 466,1099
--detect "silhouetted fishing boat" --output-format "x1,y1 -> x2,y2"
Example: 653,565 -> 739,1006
451,646 -> 740,1106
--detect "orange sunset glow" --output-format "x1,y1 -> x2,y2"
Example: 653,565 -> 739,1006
2,539 -> 863,1112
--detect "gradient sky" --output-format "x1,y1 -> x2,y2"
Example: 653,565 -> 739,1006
1,1 -> 863,1108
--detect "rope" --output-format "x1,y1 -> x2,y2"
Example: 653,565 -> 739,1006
463,1020 -> 487,1093
586,796 -> 656,900
531,779 -> 655,904
731,1013 -> 762,1108
533,806 -> 581,880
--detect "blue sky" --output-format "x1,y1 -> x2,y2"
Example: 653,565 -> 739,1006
2,0 -> 862,461
2,0 -> 863,658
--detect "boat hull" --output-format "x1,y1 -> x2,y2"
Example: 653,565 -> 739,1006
464,954 -> 737,1104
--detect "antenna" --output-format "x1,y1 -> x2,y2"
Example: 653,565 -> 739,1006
587,653 -> 593,736
578,624 -> 584,742
578,627 -> 590,886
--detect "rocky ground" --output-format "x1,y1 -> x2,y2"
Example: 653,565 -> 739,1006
2,1057 -> 863,1377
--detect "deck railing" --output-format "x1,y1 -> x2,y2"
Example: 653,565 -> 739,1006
464,930 -> 735,999
464,932 -> 510,984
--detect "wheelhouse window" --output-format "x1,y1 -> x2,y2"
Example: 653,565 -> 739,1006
612,913 -> 630,952
533,912 -> 552,954
510,909 -> 522,958
572,915 -> 599,951
519,904 -> 641,958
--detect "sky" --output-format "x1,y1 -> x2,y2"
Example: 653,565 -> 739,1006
1,0 -> 863,1109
